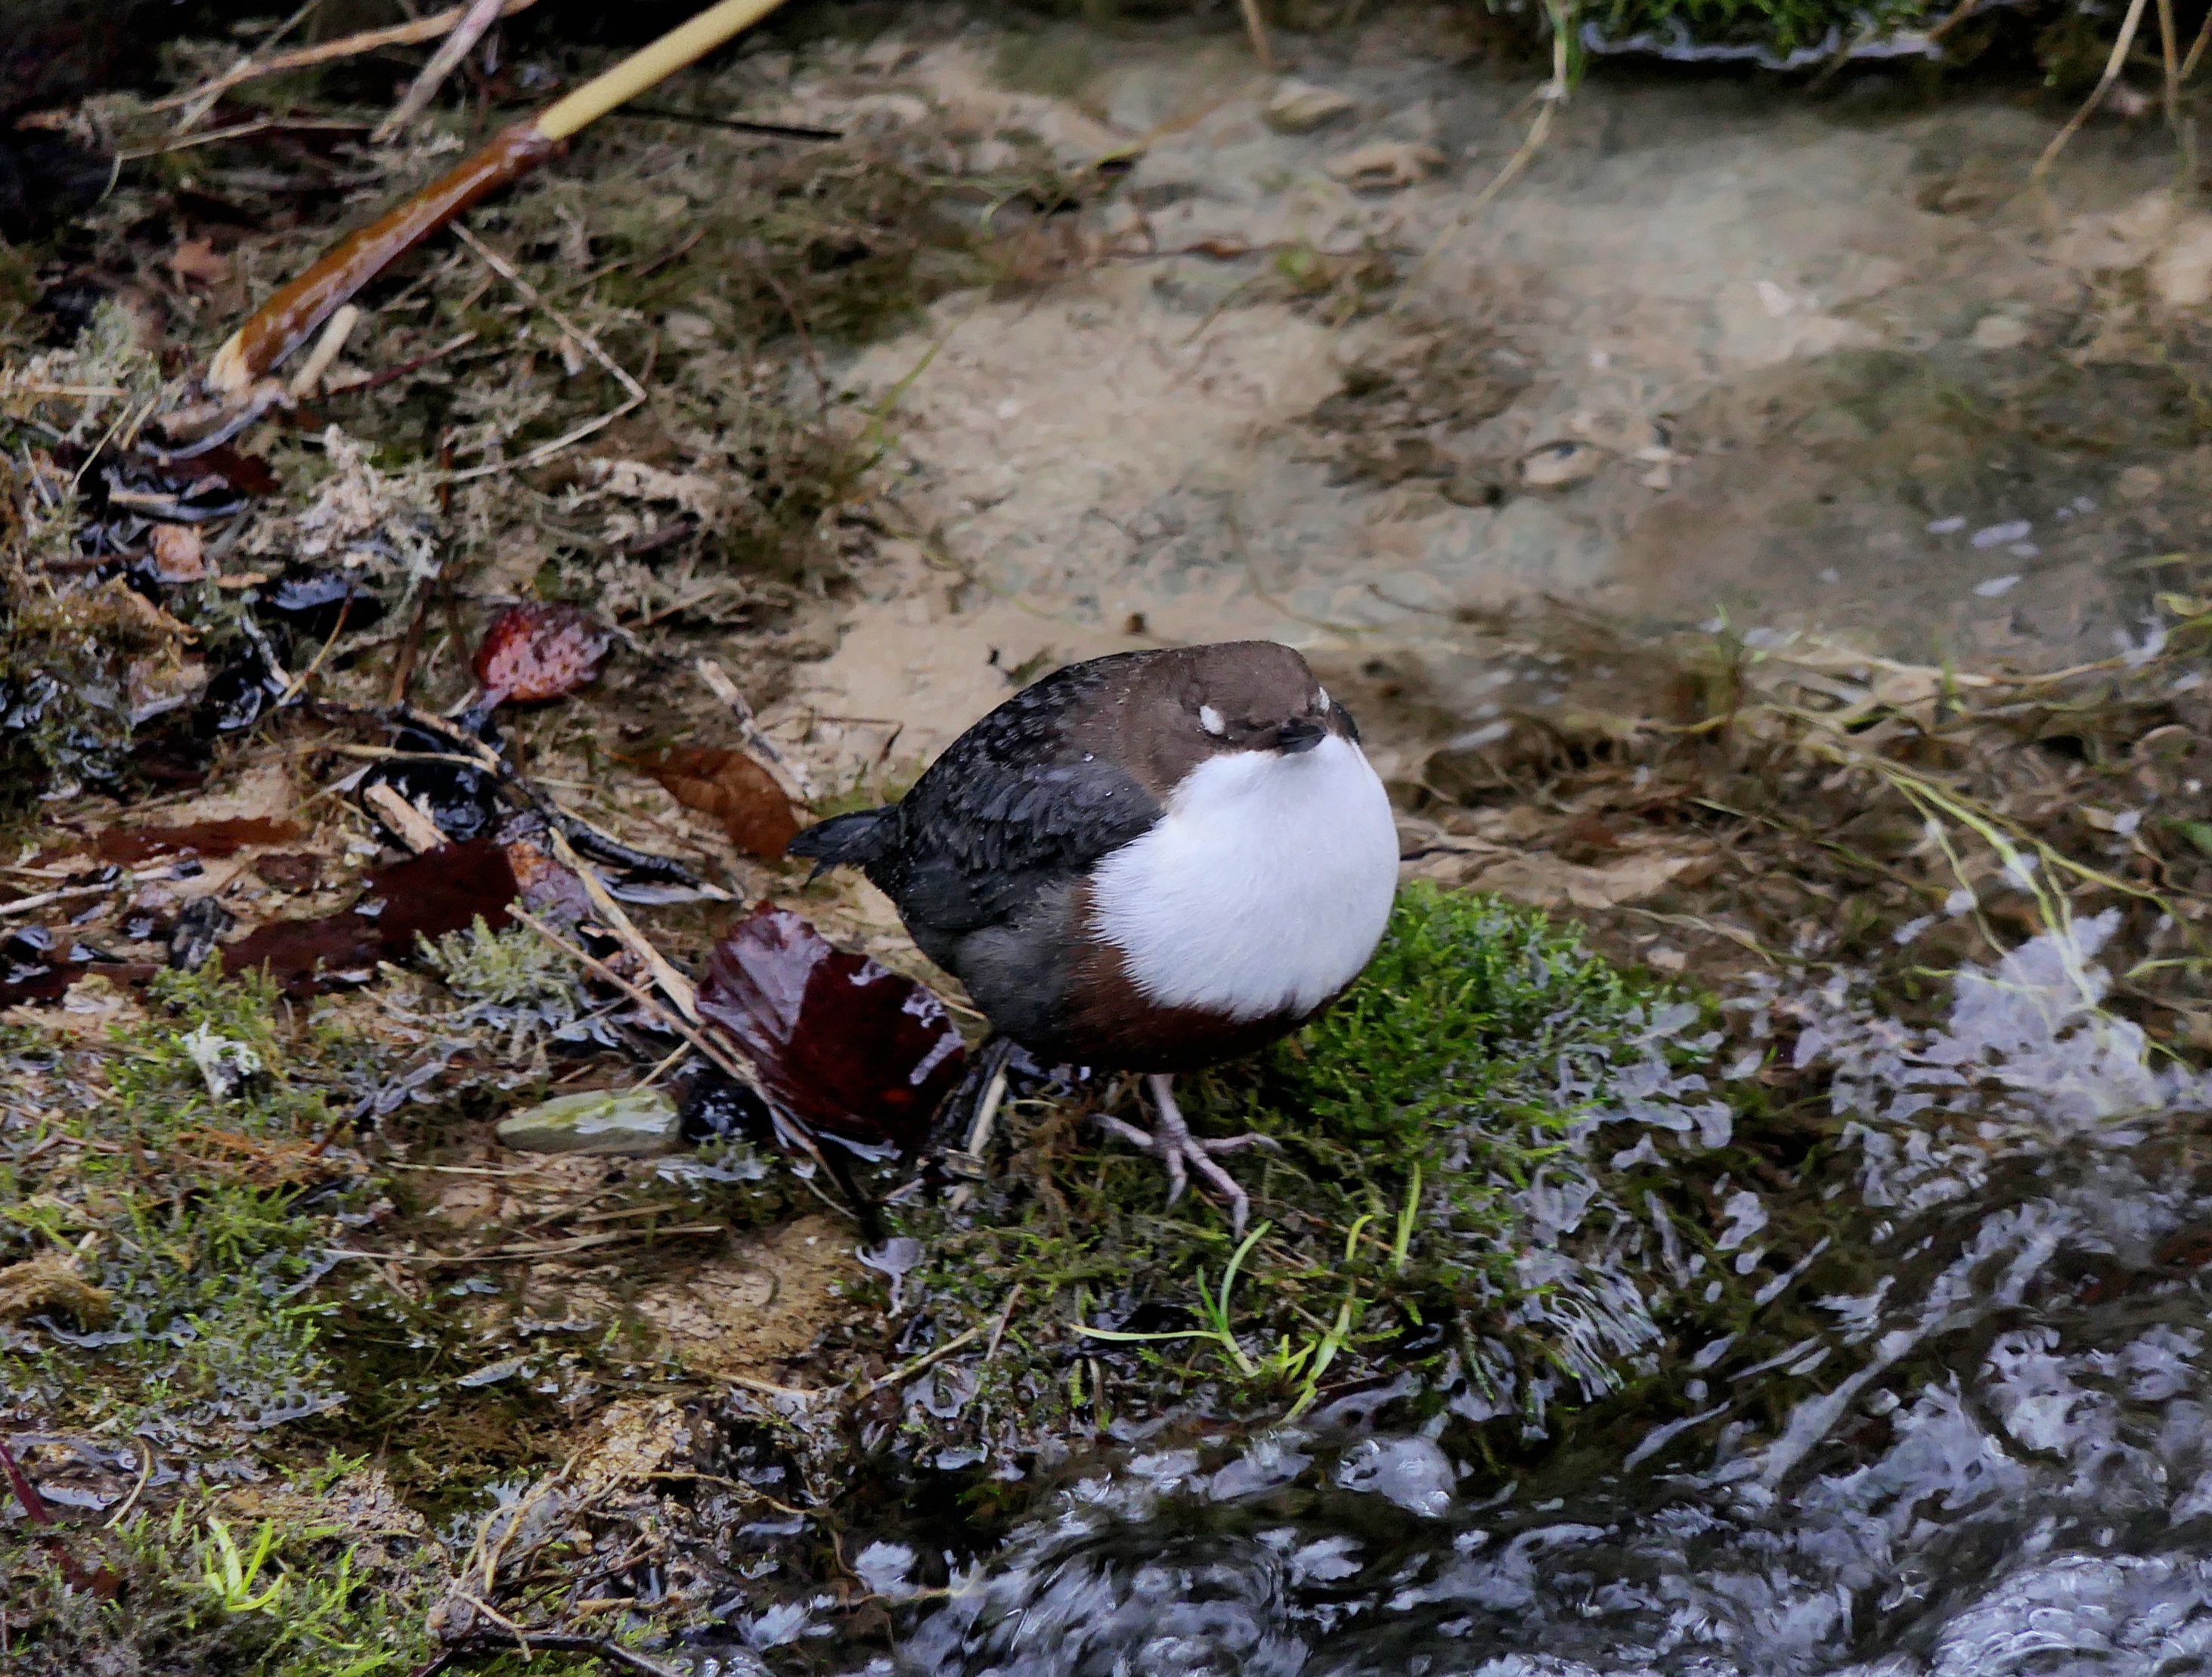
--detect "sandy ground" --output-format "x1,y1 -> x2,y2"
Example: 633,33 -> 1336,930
758,20 -> 2212,790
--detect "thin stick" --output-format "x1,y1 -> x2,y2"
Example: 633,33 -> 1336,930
866,1319 -> 990,1394
1236,0 -> 1275,73
535,0 -> 788,141
147,0 -> 544,115
697,658 -> 814,799
435,222 -> 652,480
2183,0 -> 2212,79
1389,11 -> 1568,314
2158,0 -> 2183,130
451,225 -> 643,401
543,828 -> 699,1022
174,0 -> 322,135
506,904 -> 850,1203
101,1447 -> 156,1531
117,116 -> 373,163
286,303 -> 361,399
2033,0 -> 2154,183
376,0 -> 509,144
510,907 -> 733,1080
0,884 -> 113,919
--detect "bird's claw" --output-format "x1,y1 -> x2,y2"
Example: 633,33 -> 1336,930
1095,1086 -> 1269,1234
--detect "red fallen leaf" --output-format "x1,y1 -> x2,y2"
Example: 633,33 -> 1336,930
94,817 -> 301,866
472,603 -> 612,705
223,835 -> 518,995
626,747 -> 801,861
696,904 -> 966,1155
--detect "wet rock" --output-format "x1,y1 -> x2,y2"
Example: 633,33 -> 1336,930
1264,80 -> 1355,135
497,1088 -> 684,1157
1326,140 -> 1445,191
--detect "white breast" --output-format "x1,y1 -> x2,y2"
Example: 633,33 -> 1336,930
1089,733 -> 1400,1021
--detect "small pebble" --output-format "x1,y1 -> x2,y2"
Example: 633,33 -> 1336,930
496,1089 -> 683,1158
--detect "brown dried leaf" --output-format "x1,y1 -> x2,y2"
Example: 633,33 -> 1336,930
169,237 -> 231,286
627,746 -> 801,861
472,603 -> 612,704
697,904 -> 966,1155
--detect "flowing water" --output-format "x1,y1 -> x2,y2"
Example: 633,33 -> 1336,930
810,920 -> 2212,1677
699,20 -> 2212,1671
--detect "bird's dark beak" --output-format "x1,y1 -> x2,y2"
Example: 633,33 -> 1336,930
1274,716 -> 1326,755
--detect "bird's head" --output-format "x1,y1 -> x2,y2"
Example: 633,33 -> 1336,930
1104,640 -> 1360,793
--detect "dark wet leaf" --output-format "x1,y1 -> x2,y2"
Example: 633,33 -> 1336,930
192,643 -> 280,739
168,897 -> 234,972
188,445 -> 277,498
696,904 -> 967,1154
255,568 -> 386,640
118,907 -> 171,944
677,1064 -> 778,1145
0,925 -> 81,1006
94,817 -> 300,866
472,603 -> 612,705
359,726 -> 498,845
627,746 -> 801,861
223,836 -> 519,995
126,720 -> 213,790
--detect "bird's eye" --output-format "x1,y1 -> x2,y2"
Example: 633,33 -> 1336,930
1199,704 -> 1228,737
1315,686 -> 1330,711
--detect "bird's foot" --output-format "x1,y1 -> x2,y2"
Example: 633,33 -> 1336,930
1096,1074 -> 1280,1235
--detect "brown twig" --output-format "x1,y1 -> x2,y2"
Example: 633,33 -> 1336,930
172,0 -> 323,135
0,1440 -> 52,1526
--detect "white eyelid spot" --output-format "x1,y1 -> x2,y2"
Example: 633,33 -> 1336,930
1315,686 -> 1330,711
1199,704 -> 1228,737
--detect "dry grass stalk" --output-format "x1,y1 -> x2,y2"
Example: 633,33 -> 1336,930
146,0 -> 545,117
374,0 -> 510,144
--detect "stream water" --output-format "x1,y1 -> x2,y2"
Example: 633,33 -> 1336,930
828,922 -> 2212,1677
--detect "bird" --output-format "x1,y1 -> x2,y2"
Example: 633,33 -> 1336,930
786,640 -> 1401,1232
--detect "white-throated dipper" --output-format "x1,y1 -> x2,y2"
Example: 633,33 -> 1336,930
788,640 -> 1400,1230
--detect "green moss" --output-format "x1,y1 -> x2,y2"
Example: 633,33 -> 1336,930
895,884 -> 1750,1456
0,968 -> 367,1439
1,1457 -> 445,1676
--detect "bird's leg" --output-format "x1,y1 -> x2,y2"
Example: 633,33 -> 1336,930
1095,1074 -> 1280,1235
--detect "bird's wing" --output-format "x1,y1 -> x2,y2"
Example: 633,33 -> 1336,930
878,656 -> 1163,933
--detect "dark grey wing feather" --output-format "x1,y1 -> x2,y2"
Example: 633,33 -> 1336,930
868,655 -> 1163,935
